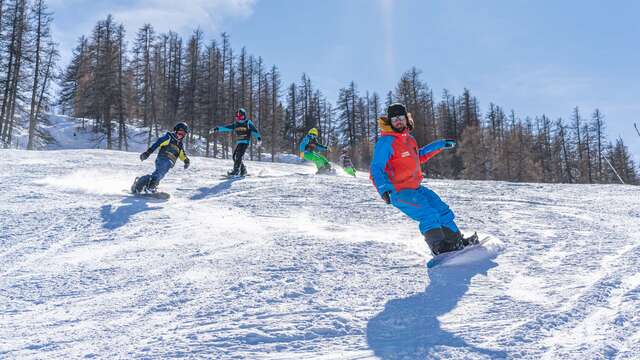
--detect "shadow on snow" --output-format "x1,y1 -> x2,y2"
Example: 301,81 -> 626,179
100,196 -> 165,230
366,255 -> 507,359
190,178 -> 242,201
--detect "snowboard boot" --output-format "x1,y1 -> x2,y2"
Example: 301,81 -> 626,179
442,227 -> 479,247
132,176 -> 150,194
442,226 -> 468,247
425,227 -> 464,255
462,232 -> 479,246
240,165 -> 247,176
131,177 -> 141,194
146,177 -> 159,193
227,169 -> 240,176
424,228 -> 447,255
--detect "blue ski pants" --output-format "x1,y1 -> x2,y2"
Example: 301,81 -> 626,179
151,156 -> 173,182
390,186 -> 459,234
138,156 -> 173,189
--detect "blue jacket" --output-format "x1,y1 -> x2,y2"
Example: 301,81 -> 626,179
299,134 -> 328,153
215,119 -> 261,145
371,129 -> 447,197
147,132 -> 188,165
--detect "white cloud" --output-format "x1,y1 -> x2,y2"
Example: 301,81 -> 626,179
113,0 -> 256,35
52,0 -> 256,67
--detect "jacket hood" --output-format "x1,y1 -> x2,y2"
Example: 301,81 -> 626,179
378,113 -> 415,135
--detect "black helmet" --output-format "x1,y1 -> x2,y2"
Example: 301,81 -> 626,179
174,122 -> 189,133
387,103 -> 407,119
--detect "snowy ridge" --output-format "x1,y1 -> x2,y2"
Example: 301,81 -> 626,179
1,149 -> 640,359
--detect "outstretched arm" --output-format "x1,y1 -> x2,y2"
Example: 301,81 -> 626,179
419,139 -> 451,164
211,123 -> 235,134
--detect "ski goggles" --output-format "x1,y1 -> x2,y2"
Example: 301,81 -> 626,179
390,115 -> 407,124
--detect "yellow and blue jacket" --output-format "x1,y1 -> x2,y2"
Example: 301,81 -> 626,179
147,132 -> 188,165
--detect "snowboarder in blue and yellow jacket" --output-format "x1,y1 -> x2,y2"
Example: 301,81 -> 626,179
299,128 -> 332,174
370,103 -> 476,255
132,122 -> 190,193
210,108 -> 262,176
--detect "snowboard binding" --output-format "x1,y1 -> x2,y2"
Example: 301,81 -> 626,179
316,165 -> 335,175
131,176 -> 158,194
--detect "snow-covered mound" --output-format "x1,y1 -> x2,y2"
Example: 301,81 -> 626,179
8,114 -> 150,152
40,114 -> 150,152
1,149 -> 639,359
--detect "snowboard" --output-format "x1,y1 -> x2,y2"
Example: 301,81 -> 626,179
125,189 -> 171,200
426,235 -> 492,269
316,167 -> 337,175
220,174 -> 249,180
135,191 -> 171,200
129,177 -> 170,199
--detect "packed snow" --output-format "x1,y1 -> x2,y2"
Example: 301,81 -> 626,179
1,147 -> 639,359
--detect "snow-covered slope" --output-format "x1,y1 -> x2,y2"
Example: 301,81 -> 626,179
35,114 -> 304,165
8,114 -> 151,152
1,149 -> 639,359
41,114 -> 153,152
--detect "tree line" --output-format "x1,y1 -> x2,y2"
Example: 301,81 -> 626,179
326,67 -> 638,185
0,0 -> 59,149
1,7 -> 637,185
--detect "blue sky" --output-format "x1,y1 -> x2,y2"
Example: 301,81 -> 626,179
50,0 -> 640,159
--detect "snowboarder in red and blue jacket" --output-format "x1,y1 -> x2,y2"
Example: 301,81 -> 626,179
370,103 -> 475,255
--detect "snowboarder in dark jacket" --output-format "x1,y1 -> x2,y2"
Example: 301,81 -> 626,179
132,122 -> 190,193
370,103 -> 477,255
210,108 -> 262,176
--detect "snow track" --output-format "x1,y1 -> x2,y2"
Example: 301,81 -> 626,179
1,149 -> 639,359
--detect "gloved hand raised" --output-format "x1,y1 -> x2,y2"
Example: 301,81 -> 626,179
184,157 -> 190,169
444,139 -> 457,149
140,151 -> 150,161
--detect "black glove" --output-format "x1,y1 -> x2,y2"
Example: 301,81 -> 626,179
140,151 -> 150,161
444,139 -> 457,149
184,157 -> 190,169
382,191 -> 391,204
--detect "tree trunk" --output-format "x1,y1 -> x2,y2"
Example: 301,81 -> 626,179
27,1 -> 45,150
